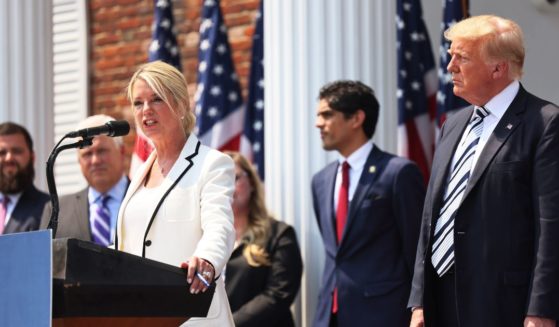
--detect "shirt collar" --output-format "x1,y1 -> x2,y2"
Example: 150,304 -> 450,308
88,175 -> 128,205
338,141 -> 373,169
482,80 -> 520,121
0,192 -> 22,205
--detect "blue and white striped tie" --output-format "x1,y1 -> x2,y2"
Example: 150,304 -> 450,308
431,106 -> 489,276
91,194 -> 111,246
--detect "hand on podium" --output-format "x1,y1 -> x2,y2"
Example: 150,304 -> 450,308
181,257 -> 215,295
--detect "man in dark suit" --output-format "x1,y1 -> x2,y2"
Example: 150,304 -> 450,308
40,115 -> 128,246
311,80 -> 425,327
0,122 -> 49,235
409,15 -> 559,327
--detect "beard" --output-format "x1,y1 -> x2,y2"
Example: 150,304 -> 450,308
0,160 -> 35,194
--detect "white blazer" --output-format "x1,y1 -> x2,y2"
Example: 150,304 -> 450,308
116,134 -> 235,326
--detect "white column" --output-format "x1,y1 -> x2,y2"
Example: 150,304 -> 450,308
0,0 -> 54,190
265,0 -> 397,326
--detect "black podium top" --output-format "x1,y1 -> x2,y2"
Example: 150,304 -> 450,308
52,238 -> 215,318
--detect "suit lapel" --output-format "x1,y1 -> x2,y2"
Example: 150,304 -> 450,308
75,189 -> 92,240
462,87 -> 527,200
431,108 -> 473,214
320,163 -> 338,248
141,136 -> 201,257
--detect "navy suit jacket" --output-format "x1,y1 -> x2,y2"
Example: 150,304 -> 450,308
3,184 -> 49,234
409,85 -> 559,326
312,146 -> 425,327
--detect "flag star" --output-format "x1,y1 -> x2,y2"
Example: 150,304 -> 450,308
257,79 -> 264,88
200,19 -> 213,33
170,46 -> 178,56
151,21 -> 156,32
410,32 -> 423,41
411,81 -> 421,91
160,18 -> 171,29
396,89 -> 403,98
253,142 -> 261,152
213,65 -> 224,75
198,61 -> 207,72
405,52 -> 412,60
400,70 -> 407,78
200,39 -> 210,50
437,91 -> 446,104
220,24 -> 227,33
165,40 -> 171,49
253,120 -> 263,131
403,2 -> 412,11
204,0 -> 216,6
396,17 -> 405,30
438,67 -> 444,79
210,86 -> 221,96
228,92 -> 238,102
216,44 -> 227,54
195,104 -> 202,115
255,99 -> 264,109
231,72 -> 238,80
208,107 -> 219,117
156,0 -> 169,9
149,40 -> 160,53
405,101 -> 413,110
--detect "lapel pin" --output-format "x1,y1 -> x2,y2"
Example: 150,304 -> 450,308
506,123 -> 513,130
369,165 -> 376,173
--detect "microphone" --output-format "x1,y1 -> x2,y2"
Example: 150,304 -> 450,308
66,120 -> 130,138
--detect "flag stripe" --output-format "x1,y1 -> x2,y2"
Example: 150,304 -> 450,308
195,0 -> 244,152
396,0 -> 437,184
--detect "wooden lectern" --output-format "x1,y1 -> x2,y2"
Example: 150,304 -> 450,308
52,238 -> 215,327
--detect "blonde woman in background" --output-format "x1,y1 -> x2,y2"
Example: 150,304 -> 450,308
116,61 -> 236,326
224,152 -> 303,327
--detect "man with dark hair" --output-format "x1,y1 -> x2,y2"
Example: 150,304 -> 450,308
311,80 -> 425,326
0,122 -> 49,235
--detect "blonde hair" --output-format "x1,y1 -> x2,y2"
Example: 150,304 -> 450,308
226,151 -> 271,267
444,15 -> 525,79
126,61 -> 196,134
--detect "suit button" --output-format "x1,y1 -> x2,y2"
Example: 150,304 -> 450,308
145,240 -> 152,246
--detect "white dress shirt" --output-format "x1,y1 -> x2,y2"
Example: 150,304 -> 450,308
88,175 -> 128,243
334,141 -> 373,211
452,80 -> 519,173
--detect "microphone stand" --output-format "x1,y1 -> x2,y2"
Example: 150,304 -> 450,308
46,136 -> 93,238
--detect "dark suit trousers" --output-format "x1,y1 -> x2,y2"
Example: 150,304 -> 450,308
432,266 -> 459,327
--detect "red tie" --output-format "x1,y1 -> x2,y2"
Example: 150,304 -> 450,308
0,196 -> 10,235
333,161 -> 350,314
336,161 -> 350,242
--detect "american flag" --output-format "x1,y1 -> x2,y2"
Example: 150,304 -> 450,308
195,0 -> 244,151
130,0 -> 181,176
240,1 -> 264,180
396,0 -> 437,184
436,0 -> 469,126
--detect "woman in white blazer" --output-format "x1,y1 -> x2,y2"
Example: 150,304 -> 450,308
116,61 -> 236,326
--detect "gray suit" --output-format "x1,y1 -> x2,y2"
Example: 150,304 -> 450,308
40,188 -> 91,241
3,185 -> 49,234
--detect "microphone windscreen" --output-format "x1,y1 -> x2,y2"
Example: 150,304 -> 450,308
107,120 -> 130,137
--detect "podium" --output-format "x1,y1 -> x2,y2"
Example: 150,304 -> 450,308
0,231 -> 215,327
52,238 -> 215,326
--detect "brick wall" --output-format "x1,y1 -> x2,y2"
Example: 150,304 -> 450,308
89,0 -> 259,165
